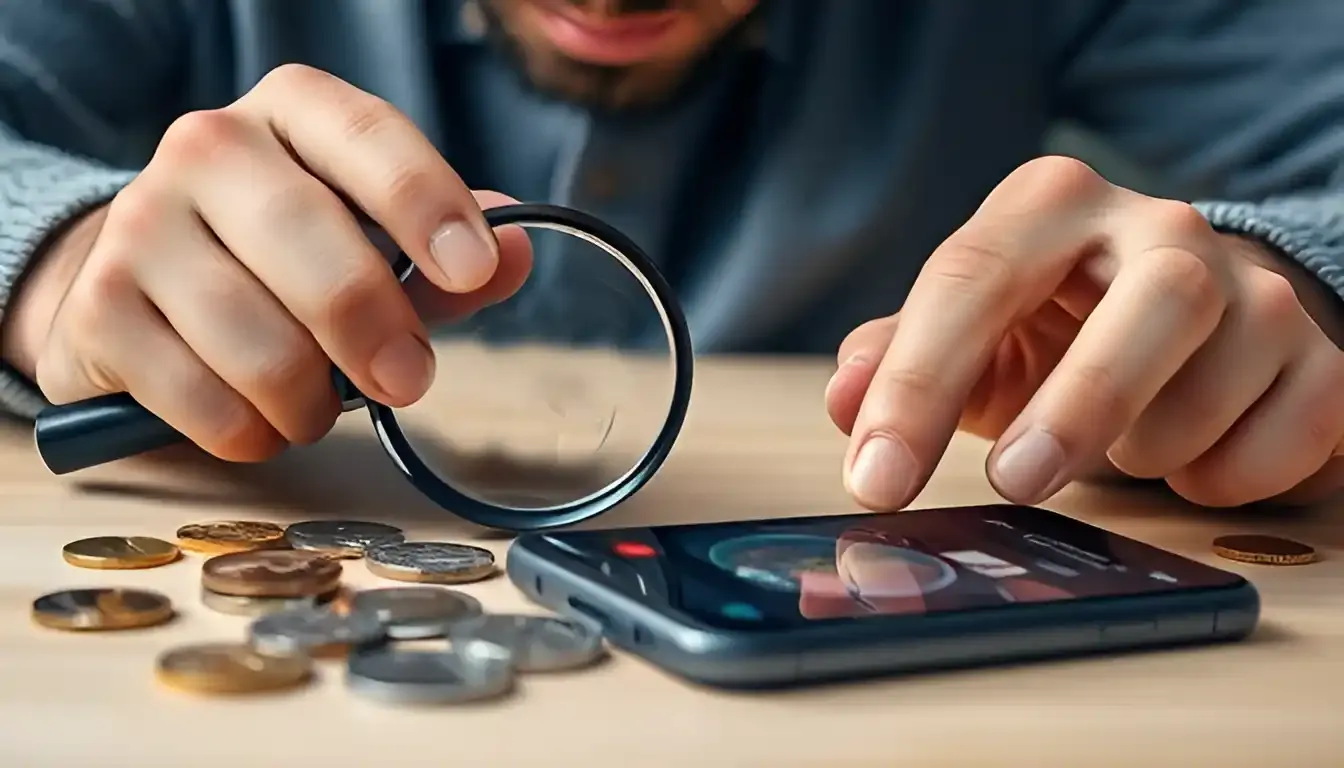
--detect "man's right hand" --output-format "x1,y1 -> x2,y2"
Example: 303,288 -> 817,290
1,64 -> 533,462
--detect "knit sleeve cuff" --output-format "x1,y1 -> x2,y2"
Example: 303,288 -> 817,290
1194,194 -> 1344,302
0,137 -> 137,420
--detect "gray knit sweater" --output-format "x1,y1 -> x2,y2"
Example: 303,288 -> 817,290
1,0 -> 1341,420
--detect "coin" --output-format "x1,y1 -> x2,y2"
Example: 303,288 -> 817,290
284,520 -> 405,558
61,536 -> 180,570
200,587 -> 338,617
32,588 -> 175,631
248,605 -> 384,656
155,642 -> 312,694
1212,534 -> 1318,566
348,587 -> 483,640
345,641 -> 514,705
364,542 -> 497,584
201,550 -> 343,598
176,520 -> 287,554
451,614 -> 605,672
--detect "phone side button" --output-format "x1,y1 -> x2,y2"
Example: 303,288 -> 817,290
1099,619 -> 1157,644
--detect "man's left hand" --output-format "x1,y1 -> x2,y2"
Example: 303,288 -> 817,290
825,156 -> 1344,511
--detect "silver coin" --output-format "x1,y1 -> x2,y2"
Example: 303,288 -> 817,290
284,520 -> 405,558
450,614 -> 605,672
365,541 -> 496,584
345,641 -> 514,705
348,587 -> 483,640
247,605 -> 384,655
200,587 -> 334,617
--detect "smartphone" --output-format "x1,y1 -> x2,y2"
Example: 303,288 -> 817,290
506,505 -> 1259,689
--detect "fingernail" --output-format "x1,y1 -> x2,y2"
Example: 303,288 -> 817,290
370,335 -> 435,403
430,220 -> 499,292
849,434 -> 916,509
992,428 -> 1067,501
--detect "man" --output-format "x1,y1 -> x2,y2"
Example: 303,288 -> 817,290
0,0 -> 1341,511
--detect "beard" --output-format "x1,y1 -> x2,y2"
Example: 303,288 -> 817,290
477,0 -> 757,113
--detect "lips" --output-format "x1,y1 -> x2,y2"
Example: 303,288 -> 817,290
530,1 -> 684,66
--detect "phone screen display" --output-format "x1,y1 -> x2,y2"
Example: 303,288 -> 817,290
541,506 -> 1244,630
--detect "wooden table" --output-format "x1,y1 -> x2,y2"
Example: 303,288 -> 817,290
2,356 -> 1340,766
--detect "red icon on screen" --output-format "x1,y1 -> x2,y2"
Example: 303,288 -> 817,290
614,541 -> 656,558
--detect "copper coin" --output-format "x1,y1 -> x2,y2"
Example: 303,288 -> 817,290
176,520 -> 287,554
155,643 -> 312,694
201,550 -> 343,598
32,588 -> 175,631
1212,534 -> 1318,566
61,536 -> 180,570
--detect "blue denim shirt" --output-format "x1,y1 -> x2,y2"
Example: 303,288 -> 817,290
0,0 -> 1340,416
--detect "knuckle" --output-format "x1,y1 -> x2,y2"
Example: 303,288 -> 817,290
336,92 -> 405,143
157,109 -> 247,167
103,183 -> 171,244
380,166 -> 443,217
1064,364 -> 1131,435
926,239 -> 1016,299
1304,355 -> 1344,452
241,336 -> 326,404
254,179 -> 334,233
1008,155 -> 1107,208
256,62 -> 327,94
1142,247 -> 1226,317
189,390 -> 283,463
1144,199 -> 1213,241
1245,270 -> 1306,331
319,263 -> 396,331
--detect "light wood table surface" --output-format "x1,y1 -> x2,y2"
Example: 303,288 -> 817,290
1,355 -> 1340,766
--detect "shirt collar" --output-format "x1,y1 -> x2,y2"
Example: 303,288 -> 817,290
440,0 -> 796,63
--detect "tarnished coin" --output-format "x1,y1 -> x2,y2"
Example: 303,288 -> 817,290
345,641 -> 514,705
155,642 -> 312,694
284,520 -> 405,558
176,520 -> 286,554
451,614 -> 604,672
348,587 -> 483,639
1213,534 -> 1318,566
61,536 -> 179,570
365,542 -> 497,584
248,605 -> 384,656
201,550 -> 343,598
200,587 -> 338,617
32,588 -> 175,631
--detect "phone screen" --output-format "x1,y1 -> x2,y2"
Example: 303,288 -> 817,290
540,506 -> 1245,630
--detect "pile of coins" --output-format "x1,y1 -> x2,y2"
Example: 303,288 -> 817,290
32,519 -> 606,704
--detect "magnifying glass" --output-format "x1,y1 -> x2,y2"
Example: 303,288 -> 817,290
31,204 -> 693,532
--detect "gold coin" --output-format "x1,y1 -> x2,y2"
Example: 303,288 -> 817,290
32,588 -> 175,631
201,550 -> 343,598
176,520 -> 287,554
155,643 -> 312,694
62,536 -> 180,570
1212,534 -> 1319,566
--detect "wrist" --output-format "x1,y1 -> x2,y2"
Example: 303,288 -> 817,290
1,205 -> 108,381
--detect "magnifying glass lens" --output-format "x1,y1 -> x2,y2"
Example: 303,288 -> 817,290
392,221 -> 679,513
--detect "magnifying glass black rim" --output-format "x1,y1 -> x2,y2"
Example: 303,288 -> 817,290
363,203 -> 693,532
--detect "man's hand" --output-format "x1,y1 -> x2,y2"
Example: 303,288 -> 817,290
825,156 -> 1344,510
1,64 -> 532,463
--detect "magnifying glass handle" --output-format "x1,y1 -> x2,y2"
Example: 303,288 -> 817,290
33,369 -> 368,475
34,392 -> 184,475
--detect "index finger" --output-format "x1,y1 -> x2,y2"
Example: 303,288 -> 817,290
236,64 -> 499,294
845,158 -> 1112,509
